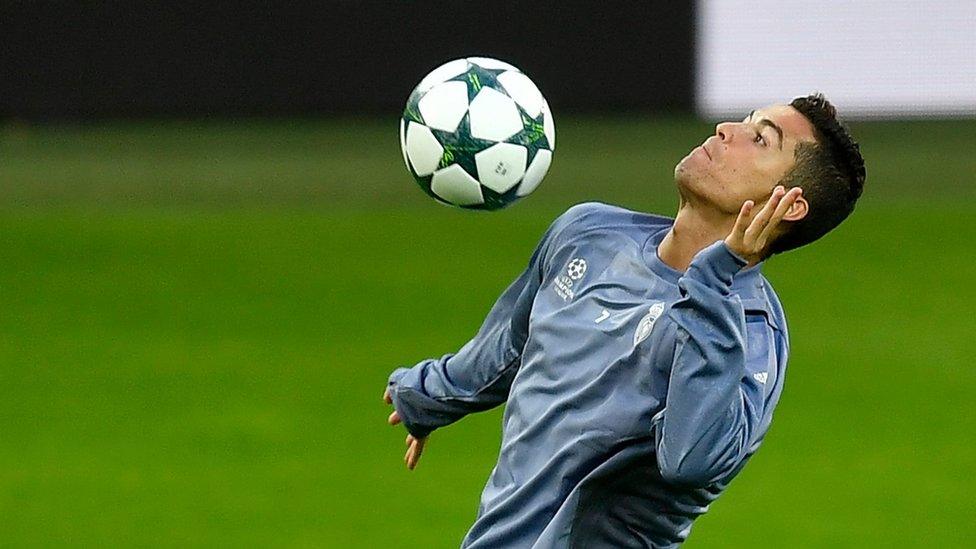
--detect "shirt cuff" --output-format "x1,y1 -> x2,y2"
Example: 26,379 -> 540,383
387,367 -> 437,439
686,241 -> 748,289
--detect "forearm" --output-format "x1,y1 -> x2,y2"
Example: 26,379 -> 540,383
656,241 -> 759,486
388,347 -> 521,438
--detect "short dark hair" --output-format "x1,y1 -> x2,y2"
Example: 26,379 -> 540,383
769,93 -> 866,255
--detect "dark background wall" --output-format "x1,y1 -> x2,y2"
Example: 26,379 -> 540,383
0,1 -> 695,120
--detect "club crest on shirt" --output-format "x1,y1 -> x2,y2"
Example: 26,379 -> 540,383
634,301 -> 666,346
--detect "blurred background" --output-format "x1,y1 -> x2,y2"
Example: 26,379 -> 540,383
1,1 -> 974,546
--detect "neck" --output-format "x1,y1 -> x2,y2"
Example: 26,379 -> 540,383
657,202 -> 736,272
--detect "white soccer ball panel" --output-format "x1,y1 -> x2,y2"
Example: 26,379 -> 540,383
498,71 -> 544,118
417,58 -> 469,92
405,122 -> 443,177
430,165 -> 485,206
543,102 -> 556,149
466,57 -> 518,72
517,149 -> 552,197
475,143 -> 528,194
468,87 -> 523,142
418,81 -> 469,132
399,118 -> 409,168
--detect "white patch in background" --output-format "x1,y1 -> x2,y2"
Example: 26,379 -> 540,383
696,0 -> 976,118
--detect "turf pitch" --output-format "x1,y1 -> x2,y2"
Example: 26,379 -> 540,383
1,117 -> 974,546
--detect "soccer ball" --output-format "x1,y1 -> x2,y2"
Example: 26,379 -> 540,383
399,57 -> 555,210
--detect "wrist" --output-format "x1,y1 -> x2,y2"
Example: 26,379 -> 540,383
720,239 -> 752,266
687,240 -> 748,289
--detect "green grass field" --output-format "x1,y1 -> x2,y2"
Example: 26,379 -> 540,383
1,117 -> 974,547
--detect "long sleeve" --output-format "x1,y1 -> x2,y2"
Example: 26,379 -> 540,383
386,219 -> 560,439
655,241 -> 778,487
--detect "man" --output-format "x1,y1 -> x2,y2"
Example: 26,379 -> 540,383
383,93 -> 865,547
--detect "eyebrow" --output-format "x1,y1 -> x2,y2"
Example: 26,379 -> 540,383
747,110 -> 784,150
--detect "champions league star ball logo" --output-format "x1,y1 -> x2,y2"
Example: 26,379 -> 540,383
553,257 -> 588,301
553,258 -> 587,301
566,258 -> 587,280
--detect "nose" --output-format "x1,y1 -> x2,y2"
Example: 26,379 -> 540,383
715,122 -> 735,142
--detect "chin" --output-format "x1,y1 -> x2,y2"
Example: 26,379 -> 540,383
674,147 -> 706,176
672,171 -> 699,207
673,167 -> 722,211
673,156 -> 700,190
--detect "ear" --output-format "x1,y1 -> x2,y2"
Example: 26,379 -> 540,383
783,195 -> 808,222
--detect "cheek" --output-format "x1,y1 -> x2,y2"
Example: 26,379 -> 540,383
715,158 -> 769,205
706,174 -> 749,212
728,153 -> 780,189
715,149 -> 751,180
758,150 -> 796,179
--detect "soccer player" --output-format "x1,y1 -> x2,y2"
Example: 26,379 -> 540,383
383,93 -> 865,547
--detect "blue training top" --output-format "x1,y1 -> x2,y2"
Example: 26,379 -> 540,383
388,202 -> 789,548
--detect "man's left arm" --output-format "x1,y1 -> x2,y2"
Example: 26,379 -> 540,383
655,186 -> 798,487
655,241 -> 779,487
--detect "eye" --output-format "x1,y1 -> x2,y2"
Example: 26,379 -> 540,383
753,131 -> 767,147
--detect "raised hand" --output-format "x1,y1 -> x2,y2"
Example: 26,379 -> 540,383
724,186 -> 803,265
384,387 -> 428,470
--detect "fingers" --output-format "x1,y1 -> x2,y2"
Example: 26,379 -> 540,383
726,185 -> 803,262
745,186 -> 786,241
386,386 -> 426,470
405,436 -> 426,470
758,187 -> 802,242
731,200 -> 754,240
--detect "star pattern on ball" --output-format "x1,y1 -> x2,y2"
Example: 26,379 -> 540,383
447,63 -> 508,102
402,88 -> 426,125
429,113 -> 498,178
506,104 -> 551,165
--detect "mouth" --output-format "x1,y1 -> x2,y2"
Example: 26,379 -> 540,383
700,137 -> 719,161
697,145 -> 712,161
